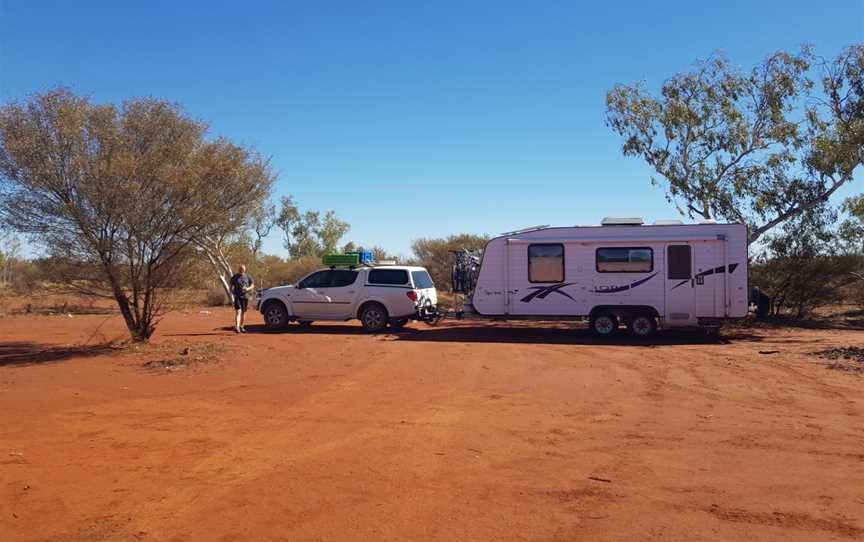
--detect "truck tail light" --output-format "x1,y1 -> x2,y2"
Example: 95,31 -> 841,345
406,290 -> 418,302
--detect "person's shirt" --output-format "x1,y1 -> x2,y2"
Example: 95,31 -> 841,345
230,273 -> 254,299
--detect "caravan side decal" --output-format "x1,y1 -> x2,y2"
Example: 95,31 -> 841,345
670,263 -> 740,290
520,283 -> 576,303
593,273 -> 658,293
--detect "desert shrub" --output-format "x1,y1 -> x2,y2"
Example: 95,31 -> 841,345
0,258 -> 42,293
752,254 -> 860,317
206,287 -> 228,306
411,234 -> 489,289
268,256 -> 322,286
752,208 -> 861,317
220,254 -> 323,291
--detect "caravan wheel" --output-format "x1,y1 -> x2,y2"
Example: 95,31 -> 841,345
628,314 -> 657,338
590,314 -> 618,337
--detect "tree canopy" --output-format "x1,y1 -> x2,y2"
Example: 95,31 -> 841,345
0,88 -> 274,340
276,196 -> 350,258
606,45 -> 863,244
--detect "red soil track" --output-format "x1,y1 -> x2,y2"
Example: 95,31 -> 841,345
1,308 -> 862,541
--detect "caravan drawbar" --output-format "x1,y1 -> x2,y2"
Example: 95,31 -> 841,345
458,218 -> 749,337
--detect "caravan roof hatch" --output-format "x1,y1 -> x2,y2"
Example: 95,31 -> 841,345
600,216 -> 644,226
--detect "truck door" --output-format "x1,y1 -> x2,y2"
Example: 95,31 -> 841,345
664,244 -> 696,325
291,270 -> 333,318
320,269 -> 360,319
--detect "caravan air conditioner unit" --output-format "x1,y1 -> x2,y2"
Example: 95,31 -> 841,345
600,216 -> 644,226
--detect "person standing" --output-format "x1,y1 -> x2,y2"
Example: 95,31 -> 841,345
230,264 -> 255,333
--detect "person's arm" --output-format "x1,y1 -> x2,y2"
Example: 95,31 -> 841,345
245,277 -> 255,292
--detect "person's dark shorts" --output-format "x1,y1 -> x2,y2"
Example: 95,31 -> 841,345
233,297 -> 249,311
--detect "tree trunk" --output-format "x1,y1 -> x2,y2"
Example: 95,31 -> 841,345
111,286 -> 147,342
217,271 -> 232,302
193,238 -> 235,304
101,259 -> 152,342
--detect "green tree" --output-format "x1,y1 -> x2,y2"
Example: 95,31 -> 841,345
751,206 -> 858,317
606,45 -> 863,245
839,194 -> 864,253
839,195 -> 864,291
276,196 -> 349,258
0,89 -> 274,341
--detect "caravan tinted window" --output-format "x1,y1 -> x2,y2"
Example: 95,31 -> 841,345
368,269 -> 409,285
528,244 -> 564,283
596,247 -> 653,273
667,245 -> 692,279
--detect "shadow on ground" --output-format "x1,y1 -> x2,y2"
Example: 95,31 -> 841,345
0,341 -> 115,367
7,305 -> 117,316
235,322 -> 764,346
736,311 -> 864,331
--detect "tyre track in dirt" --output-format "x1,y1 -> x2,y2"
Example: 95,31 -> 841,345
133,336 -> 490,540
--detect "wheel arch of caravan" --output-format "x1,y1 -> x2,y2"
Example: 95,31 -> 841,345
588,305 -> 660,320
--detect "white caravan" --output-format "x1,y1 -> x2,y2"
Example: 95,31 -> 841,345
463,218 -> 748,337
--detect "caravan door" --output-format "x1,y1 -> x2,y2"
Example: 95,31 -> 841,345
664,244 -> 696,325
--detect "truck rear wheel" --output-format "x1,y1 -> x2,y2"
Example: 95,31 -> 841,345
359,303 -> 388,332
590,313 -> 618,337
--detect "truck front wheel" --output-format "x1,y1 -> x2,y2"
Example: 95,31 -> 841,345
262,301 -> 289,330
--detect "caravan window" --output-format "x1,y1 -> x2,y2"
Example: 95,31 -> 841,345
596,247 -> 653,273
667,245 -> 692,279
528,244 -> 564,283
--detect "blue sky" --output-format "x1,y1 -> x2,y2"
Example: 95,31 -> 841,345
1,1 -> 862,258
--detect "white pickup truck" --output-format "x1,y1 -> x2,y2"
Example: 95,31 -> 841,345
255,265 -> 438,331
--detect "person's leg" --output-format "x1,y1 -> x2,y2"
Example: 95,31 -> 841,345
234,308 -> 242,332
239,298 -> 249,331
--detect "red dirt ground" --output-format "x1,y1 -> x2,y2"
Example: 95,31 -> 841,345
1,307 -> 862,541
